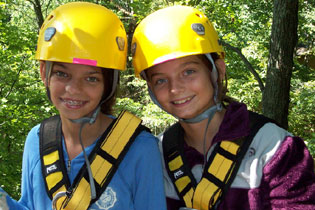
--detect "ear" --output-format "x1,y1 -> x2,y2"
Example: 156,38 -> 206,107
215,59 -> 226,81
39,61 -> 47,86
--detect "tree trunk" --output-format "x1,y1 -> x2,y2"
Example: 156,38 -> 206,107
28,0 -> 44,29
262,0 -> 298,129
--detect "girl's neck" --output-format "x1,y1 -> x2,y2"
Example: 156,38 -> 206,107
61,113 -> 113,160
180,109 -> 226,154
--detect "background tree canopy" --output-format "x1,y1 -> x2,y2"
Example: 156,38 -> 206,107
0,0 -> 314,199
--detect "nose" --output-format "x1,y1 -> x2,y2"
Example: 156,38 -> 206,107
65,79 -> 82,95
169,79 -> 184,95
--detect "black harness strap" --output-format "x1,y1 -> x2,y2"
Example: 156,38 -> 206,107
40,115 -> 70,199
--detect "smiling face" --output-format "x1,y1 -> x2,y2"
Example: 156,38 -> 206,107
147,55 -> 215,120
41,62 -> 105,120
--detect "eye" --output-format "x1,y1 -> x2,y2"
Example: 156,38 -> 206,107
86,76 -> 99,82
155,78 -> 167,86
54,71 -> 68,78
183,69 -> 195,76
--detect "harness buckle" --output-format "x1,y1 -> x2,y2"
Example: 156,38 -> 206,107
52,191 -> 68,210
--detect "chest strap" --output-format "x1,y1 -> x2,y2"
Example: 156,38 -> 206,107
40,111 -> 145,210
163,111 -> 273,209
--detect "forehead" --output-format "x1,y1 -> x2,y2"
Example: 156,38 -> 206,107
146,55 -> 208,76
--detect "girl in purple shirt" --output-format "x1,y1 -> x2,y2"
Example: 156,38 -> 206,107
131,5 -> 315,210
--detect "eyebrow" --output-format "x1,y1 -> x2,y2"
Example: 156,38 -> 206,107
86,70 -> 102,75
179,60 -> 200,68
149,72 -> 163,81
54,63 -> 102,74
54,63 -> 67,69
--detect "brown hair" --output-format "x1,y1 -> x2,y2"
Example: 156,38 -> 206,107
199,53 -> 235,107
198,54 -> 226,99
100,68 -> 118,115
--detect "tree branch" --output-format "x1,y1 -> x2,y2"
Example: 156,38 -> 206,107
44,0 -> 53,18
110,0 -> 134,17
5,57 -> 26,98
27,0 -> 44,29
220,40 -> 265,92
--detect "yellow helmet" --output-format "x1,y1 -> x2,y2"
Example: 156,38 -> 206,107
132,5 -> 224,77
35,2 -> 127,70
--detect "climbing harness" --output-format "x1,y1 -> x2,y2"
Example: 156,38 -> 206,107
163,111 -> 274,210
40,111 -> 146,210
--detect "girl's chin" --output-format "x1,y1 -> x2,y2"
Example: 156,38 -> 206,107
59,111 -> 87,120
172,109 -> 208,120
172,112 -> 196,120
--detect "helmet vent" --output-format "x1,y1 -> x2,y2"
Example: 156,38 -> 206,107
48,15 -> 54,21
41,15 -> 54,30
195,13 -> 201,18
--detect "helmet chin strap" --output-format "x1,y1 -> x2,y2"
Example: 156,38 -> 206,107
146,53 -> 222,124
68,69 -> 119,200
45,62 -> 119,200
45,61 -> 53,101
182,53 -> 222,123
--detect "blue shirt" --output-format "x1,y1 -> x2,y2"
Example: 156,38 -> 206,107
0,120 -> 166,210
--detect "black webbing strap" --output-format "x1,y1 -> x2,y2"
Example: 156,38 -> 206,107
40,115 -> 70,200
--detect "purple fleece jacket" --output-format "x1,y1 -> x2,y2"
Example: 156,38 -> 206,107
163,102 -> 315,210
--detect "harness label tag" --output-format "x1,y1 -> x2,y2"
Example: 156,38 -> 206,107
46,163 -> 58,175
174,169 -> 184,179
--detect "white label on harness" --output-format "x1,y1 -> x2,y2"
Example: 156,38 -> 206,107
46,164 -> 57,174
174,169 -> 184,179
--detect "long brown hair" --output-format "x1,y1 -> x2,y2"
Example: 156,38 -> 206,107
100,68 -> 119,115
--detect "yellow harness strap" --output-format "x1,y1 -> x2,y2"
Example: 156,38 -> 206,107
166,140 -> 241,209
192,141 -> 240,210
168,155 -> 195,207
40,111 -> 142,210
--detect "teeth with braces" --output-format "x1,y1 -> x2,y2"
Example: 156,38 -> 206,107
64,100 -> 83,105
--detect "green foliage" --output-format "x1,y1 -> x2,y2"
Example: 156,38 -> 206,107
289,79 -> 315,157
114,97 -> 176,135
0,0 -> 57,199
227,76 -> 262,112
198,0 -> 272,79
116,68 -> 176,135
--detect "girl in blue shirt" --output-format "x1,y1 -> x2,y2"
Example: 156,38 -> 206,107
0,2 -> 166,210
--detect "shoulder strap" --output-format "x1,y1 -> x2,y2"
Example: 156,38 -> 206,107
163,123 -> 197,207
196,111 -> 275,209
40,115 -> 70,200
40,111 -> 146,210
163,111 -> 274,209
